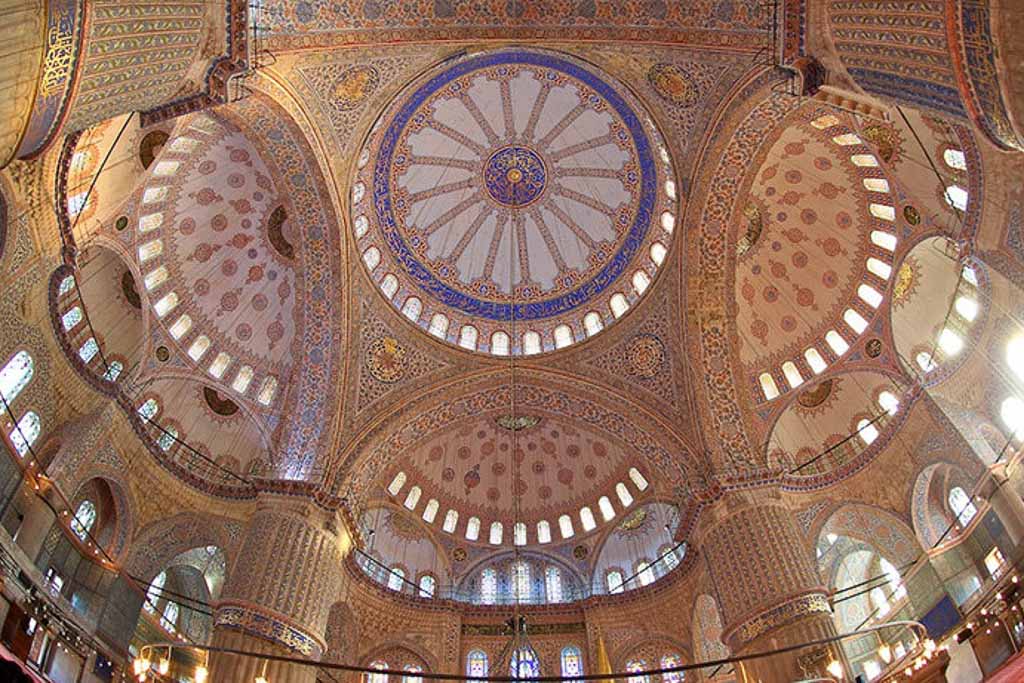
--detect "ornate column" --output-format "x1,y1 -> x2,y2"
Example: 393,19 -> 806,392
2,0 -> 247,169
696,489 -> 839,683
811,0 -> 1022,151
982,464 -> 1024,546
209,494 -> 351,683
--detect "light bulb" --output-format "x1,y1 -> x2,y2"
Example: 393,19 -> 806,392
256,677 -> 269,683
159,658 -> 170,674
132,658 -> 143,675
195,665 -> 209,683
878,643 -> 892,663
924,639 -> 936,654
826,659 -> 843,679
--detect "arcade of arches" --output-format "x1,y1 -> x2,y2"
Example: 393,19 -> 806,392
0,2 -> 1023,683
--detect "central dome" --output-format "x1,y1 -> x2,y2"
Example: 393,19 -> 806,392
352,48 -> 677,355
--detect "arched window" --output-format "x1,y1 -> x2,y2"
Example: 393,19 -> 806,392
660,544 -> 680,572
598,496 -> 616,521
881,557 -> 907,600
466,516 -> 481,541
626,659 -> 649,683
160,601 -> 178,633
512,561 -> 530,601
422,498 -> 439,523
402,666 -> 423,683
558,514 -> 574,539
102,361 -> 123,383
522,331 -> 542,355
536,520 -> 551,544
144,571 -> 166,614
545,566 -> 563,603
366,660 -> 388,683
628,468 -> 649,491
554,324 -> 574,348
0,351 -> 33,404
561,646 -> 583,678
466,650 -> 488,680
443,509 -> 458,534
387,472 -> 406,496
70,500 -> 96,541
943,149 -> 967,171
857,418 -> 879,446
386,567 -> 405,592
489,521 -> 503,545
636,560 -> 655,587
949,486 -> 978,527
418,574 -> 436,599
429,313 -> 449,339
491,331 -> 510,356
401,296 -> 422,321
58,275 -> 75,296
459,325 -> 479,350
10,411 -> 40,456
877,391 -> 900,416
580,506 -> 596,531
583,311 -> 603,337
1001,396 -> 1024,438
660,654 -> 683,683
511,648 -> 539,679
403,486 -> 421,510
514,522 -> 527,546
62,306 -> 83,331
137,398 -> 159,421
157,425 -> 178,452
945,185 -> 968,211
480,567 -> 497,604
607,570 -> 624,594
611,485 -> 632,510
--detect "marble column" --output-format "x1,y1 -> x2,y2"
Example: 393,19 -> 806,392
696,489 -> 839,683
983,465 -> 1024,546
208,494 -> 351,683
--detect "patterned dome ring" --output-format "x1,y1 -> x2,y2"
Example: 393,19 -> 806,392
353,48 -> 678,354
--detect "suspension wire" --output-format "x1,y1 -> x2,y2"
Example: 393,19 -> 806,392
140,619 -> 929,682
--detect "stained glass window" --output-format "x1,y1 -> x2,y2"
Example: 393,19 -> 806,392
636,560 -> 655,587
626,659 -> 649,683
58,275 -> 75,296
78,338 -> 99,363
10,411 -> 40,456
418,574 -> 435,599
62,306 -> 83,331
511,648 -> 539,679
387,566 -> 405,592
144,571 -> 166,614
366,660 -> 388,683
160,601 -> 178,632
512,561 -> 530,601
0,351 -> 33,404
102,361 -> 123,382
138,399 -> 159,421
402,666 -> 423,683
157,426 -> 178,452
480,567 -> 497,604
949,486 -> 977,526
660,654 -> 683,683
466,650 -> 488,680
545,566 -> 563,603
70,500 -> 96,541
607,570 -> 624,594
561,646 -> 583,678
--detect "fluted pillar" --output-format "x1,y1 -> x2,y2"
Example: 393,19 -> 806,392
1,0 -> 241,169
0,0 -> 46,167
697,489 -> 839,683
983,465 -> 1024,546
209,494 -> 351,683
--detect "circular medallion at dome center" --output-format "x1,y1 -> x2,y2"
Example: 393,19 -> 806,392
484,146 -> 547,207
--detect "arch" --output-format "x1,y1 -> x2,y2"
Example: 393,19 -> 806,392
67,475 -> 133,558
612,634 -> 692,679
692,594 -> 729,674
360,640 -> 436,677
125,512 -> 240,582
323,602 -> 359,663
812,503 -> 920,569
911,462 -> 980,549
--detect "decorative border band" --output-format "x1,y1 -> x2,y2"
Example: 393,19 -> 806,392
727,593 -> 832,647
215,605 -> 323,659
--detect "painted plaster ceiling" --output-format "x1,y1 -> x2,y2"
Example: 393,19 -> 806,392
352,48 -> 676,355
